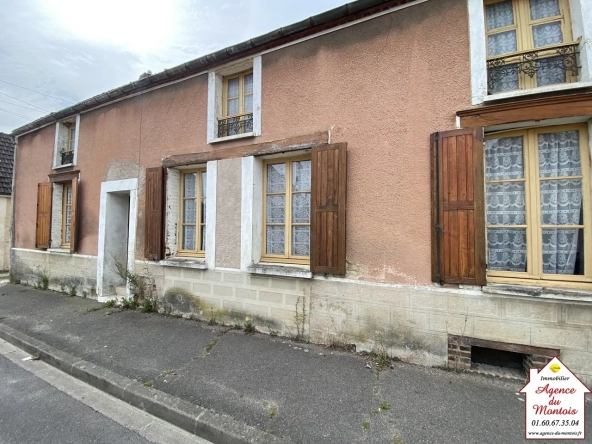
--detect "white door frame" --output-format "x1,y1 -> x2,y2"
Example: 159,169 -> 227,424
96,178 -> 138,301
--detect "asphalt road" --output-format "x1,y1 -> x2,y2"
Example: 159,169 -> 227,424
0,341 -> 210,444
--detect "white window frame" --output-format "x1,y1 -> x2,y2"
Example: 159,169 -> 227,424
165,161 -> 217,269
207,56 -> 262,144
53,114 -> 80,169
468,0 -> 592,105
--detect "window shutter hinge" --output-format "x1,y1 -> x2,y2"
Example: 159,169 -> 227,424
436,223 -> 445,233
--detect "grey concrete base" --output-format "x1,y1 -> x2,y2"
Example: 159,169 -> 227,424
0,323 -> 291,444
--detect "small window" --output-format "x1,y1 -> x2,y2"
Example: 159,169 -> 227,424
484,0 -> 577,94
178,169 -> 207,256
485,124 -> 592,284
218,70 -> 253,138
262,156 -> 311,264
61,183 -> 73,248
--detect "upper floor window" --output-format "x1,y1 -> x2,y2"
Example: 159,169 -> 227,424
219,70 -> 253,138
485,0 -> 579,94
53,115 -> 80,168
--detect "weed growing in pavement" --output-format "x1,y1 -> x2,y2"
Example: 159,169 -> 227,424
102,299 -> 116,308
143,381 -> 153,388
82,290 -> 88,298
391,435 -> 405,444
140,299 -> 154,313
244,320 -> 256,334
379,401 -> 390,411
35,272 -> 49,290
361,422 -> 370,430
269,407 -> 277,419
68,284 -> 77,297
86,306 -> 103,313
120,297 -> 137,310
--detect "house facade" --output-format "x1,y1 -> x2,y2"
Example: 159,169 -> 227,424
0,132 -> 15,272
10,0 -> 592,384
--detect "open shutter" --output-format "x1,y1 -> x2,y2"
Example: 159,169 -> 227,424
70,177 -> 79,253
310,143 -> 346,275
431,128 -> 486,285
144,166 -> 164,260
36,183 -> 52,249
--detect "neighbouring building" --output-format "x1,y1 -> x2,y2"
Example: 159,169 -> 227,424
9,0 -> 592,384
0,132 -> 14,272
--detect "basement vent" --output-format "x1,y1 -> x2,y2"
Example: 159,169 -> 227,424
448,335 -> 559,380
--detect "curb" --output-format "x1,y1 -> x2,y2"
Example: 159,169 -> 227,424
0,323 -> 292,444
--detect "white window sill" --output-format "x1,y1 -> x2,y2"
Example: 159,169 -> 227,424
483,81 -> 592,103
483,284 -> 592,303
47,248 -> 71,255
159,258 -> 207,270
53,163 -> 74,170
247,263 -> 312,279
208,131 -> 255,144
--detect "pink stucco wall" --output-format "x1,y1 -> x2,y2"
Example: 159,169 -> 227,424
14,0 -> 471,286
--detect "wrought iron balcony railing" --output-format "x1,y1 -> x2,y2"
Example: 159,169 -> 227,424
217,113 -> 253,138
487,43 -> 579,94
61,150 -> 74,165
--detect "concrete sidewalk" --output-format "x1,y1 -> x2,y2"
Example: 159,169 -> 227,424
0,284 -> 588,444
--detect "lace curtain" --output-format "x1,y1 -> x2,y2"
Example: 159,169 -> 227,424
539,131 -> 582,274
485,137 -> 527,272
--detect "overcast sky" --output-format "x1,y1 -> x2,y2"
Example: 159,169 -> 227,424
0,0 -> 347,133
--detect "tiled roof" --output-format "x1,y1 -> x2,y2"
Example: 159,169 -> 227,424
0,133 -> 15,195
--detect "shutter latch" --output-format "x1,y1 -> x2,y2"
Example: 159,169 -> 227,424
436,224 -> 445,233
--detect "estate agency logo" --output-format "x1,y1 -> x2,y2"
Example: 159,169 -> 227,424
520,357 -> 590,440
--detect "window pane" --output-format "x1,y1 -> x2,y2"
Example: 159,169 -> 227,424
201,172 -> 207,197
201,226 -> 206,251
201,199 -> 206,224
70,128 -> 76,150
266,226 -> 285,254
536,56 -> 567,86
244,73 -> 253,94
542,228 -> 583,275
486,0 -> 514,30
266,163 -> 286,192
183,199 -> 196,223
485,136 -> 524,181
65,225 -> 71,244
266,195 -> 285,223
489,64 -> 519,93
530,0 -> 560,20
227,98 -> 239,116
538,131 -> 581,177
292,160 -> 311,191
532,21 -> 563,47
183,226 -> 196,250
487,228 -> 527,272
292,226 -> 310,256
184,173 -> 196,197
66,186 -> 72,204
227,77 -> 239,97
65,207 -> 72,224
292,193 -> 311,223
486,182 -> 526,225
540,179 -> 582,225
244,94 -> 253,113
488,30 -> 517,56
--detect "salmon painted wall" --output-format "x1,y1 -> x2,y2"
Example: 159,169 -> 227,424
13,0 -> 471,286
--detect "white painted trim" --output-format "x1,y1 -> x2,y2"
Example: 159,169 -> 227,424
209,132 -> 255,144
206,72 -> 217,143
240,156 -> 263,271
52,163 -> 73,170
468,0 -> 487,105
252,55 -> 262,137
73,114 -> 80,165
158,259 -> 207,270
11,247 -> 96,259
205,160 -> 217,269
483,81 -> 592,102
52,122 -> 60,168
96,178 -> 138,300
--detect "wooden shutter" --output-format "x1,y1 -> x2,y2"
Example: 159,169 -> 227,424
310,143 -> 347,275
431,128 -> 486,285
144,167 -> 164,260
36,183 -> 52,249
69,177 -> 79,253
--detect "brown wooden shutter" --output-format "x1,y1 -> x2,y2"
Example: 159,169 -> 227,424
69,177 -> 79,253
144,166 -> 164,260
36,183 -> 52,249
431,128 -> 486,285
310,143 -> 346,275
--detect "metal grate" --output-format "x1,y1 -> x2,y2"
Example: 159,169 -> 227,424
61,150 -> 74,165
217,113 -> 253,138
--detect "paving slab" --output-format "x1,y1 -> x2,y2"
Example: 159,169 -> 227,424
0,284 -> 590,443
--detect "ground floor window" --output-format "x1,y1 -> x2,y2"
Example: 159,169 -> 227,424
262,156 -> 311,264
61,183 -> 73,248
485,123 -> 592,283
178,169 -> 206,257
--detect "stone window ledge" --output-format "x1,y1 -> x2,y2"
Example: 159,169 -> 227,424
483,284 -> 592,303
209,132 -> 255,144
247,263 -> 312,279
53,163 -> 74,170
159,258 -> 207,270
47,248 -> 72,255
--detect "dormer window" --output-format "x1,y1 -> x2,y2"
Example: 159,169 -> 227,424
53,115 -> 80,168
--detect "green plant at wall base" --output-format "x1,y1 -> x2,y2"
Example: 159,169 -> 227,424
103,299 -> 116,308
35,272 -> 49,290
68,284 -> 77,297
82,290 -> 88,298
294,296 -> 307,341
244,320 -> 255,334
121,297 -> 137,310
140,299 -> 154,313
